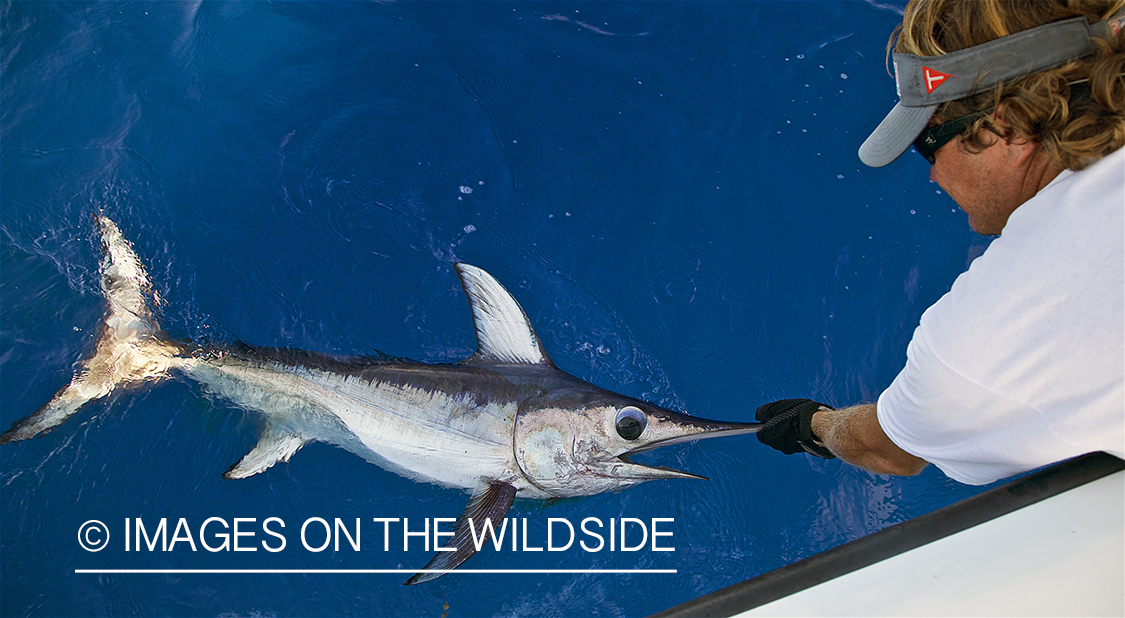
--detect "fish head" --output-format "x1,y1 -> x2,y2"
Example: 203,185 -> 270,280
513,393 -> 760,497
452,262 -> 760,497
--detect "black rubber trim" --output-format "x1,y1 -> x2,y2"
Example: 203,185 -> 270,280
651,451 -> 1124,618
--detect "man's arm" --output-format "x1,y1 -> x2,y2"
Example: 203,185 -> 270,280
755,399 -> 928,476
810,404 -> 928,476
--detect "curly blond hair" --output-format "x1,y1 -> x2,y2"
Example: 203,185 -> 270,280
892,0 -> 1125,170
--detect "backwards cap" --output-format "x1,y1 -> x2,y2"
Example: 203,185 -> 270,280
859,10 -> 1125,167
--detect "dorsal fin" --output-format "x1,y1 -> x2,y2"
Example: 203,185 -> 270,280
455,263 -> 551,365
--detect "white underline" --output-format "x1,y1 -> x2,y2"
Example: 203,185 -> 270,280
75,568 -> 676,575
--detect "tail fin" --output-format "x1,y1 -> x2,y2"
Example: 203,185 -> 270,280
1,215 -> 179,444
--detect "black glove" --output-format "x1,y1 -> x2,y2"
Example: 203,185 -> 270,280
755,399 -> 836,459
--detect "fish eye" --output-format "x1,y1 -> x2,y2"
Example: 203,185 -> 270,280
614,406 -> 647,441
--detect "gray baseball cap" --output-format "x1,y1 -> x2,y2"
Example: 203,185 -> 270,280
859,11 -> 1125,167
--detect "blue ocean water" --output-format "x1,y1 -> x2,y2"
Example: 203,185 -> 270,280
1,2 -> 999,616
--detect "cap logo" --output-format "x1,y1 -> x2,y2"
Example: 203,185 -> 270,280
923,66 -> 954,94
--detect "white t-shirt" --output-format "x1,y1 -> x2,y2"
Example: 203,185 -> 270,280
878,147 -> 1125,485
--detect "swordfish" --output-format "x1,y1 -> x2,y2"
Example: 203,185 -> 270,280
1,215 -> 761,584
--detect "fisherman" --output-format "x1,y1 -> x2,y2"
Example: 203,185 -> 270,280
755,0 -> 1125,485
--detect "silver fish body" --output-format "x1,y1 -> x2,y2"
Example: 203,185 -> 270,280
2,215 -> 760,583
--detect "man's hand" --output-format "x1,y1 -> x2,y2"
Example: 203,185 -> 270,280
755,399 -> 836,459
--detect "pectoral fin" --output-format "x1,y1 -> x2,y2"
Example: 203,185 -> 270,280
405,480 -> 517,585
224,429 -> 307,479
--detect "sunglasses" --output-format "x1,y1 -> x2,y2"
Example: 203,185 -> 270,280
912,110 -> 991,164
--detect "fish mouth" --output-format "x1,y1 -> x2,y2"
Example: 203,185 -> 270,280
611,420 -> 762,481
615,452 -> 709,480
